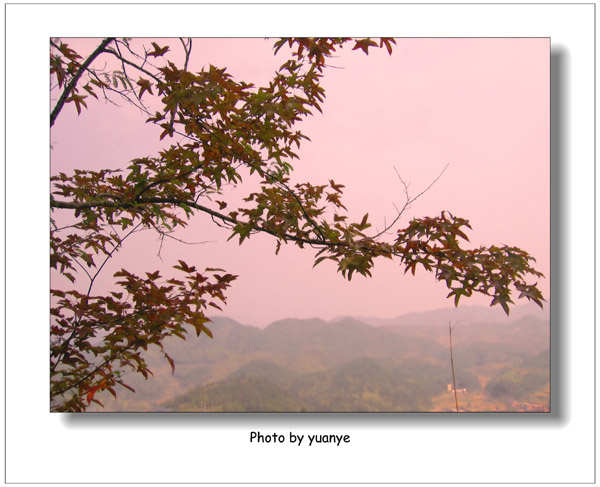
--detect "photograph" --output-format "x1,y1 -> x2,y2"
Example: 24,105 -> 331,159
50,36 -> 550,413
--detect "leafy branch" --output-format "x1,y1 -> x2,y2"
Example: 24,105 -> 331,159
50,37 -> 116,126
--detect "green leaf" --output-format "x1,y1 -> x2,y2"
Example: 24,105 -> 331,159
359,213 -> 369,230
67,94 -> 88,115
79,251 -> 95,267
490,295 -> 511,316
313,255 -> 330,268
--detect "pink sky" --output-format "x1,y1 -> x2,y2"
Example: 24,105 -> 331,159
51,38 -> 549,326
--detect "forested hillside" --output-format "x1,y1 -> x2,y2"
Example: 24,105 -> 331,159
90,306 -> 550,412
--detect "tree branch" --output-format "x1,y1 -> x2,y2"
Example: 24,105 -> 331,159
50,195 -> 338,250
50,37 -> 115,127
103,46 -> 163,84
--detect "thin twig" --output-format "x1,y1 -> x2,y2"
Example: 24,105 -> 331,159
156,229 -> 213,259
180,37 -> 192,71
372,163 -> 449,239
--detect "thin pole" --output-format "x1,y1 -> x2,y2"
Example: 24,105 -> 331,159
449,321 -> 459,413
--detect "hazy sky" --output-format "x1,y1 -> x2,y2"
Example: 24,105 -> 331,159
51,37 -> 550,326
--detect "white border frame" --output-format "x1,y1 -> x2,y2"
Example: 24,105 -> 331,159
4,2 -> 595,483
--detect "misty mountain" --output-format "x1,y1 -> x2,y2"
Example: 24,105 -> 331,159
340,302 -> 549,328
90,305 -> 550,412
167,374 -> 305,412
166,357 -> 450,412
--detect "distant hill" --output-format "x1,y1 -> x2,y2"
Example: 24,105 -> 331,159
89,306 -> 550,412
384,314 -> 550,351
166,357 -> 450,412
289,357 -> 447,412
167,374 -> 305,412
258,316 -> 447,371
334,302 -> 549,328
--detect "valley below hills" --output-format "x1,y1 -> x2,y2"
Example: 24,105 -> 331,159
90,304 -> 550,413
